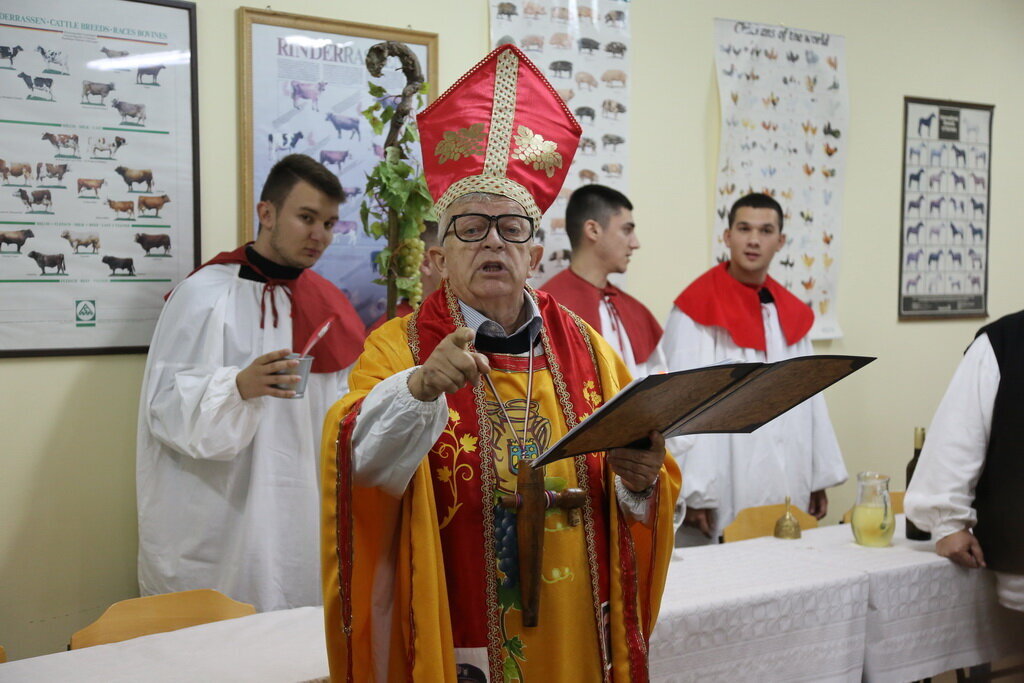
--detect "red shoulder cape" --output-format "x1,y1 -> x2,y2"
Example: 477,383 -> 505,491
541,268 -> 663,363
673,262 -> 813,351
197,245 -> 365,373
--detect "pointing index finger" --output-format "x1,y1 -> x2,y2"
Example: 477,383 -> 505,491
452,326 -> 476,350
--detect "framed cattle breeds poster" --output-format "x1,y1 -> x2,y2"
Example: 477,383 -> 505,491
237,8 -> 437,326
0,0 -> 200,357
899,97 -> 993,320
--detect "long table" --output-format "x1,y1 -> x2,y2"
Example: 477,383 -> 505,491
653,516 -> 1024,682
3,519 -> 1021,682
749,518 -> 1024,682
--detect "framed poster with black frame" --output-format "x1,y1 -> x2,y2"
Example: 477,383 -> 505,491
237,8 -> 437,326
0,0 -> 200,357
898,97 -> 992,320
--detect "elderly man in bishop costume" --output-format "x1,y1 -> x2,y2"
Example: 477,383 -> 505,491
321,45 -> 680,682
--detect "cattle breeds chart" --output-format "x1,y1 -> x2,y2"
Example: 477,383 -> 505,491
489,0 -> 632,287
0,0 -> 196,355
713,19 -> 849,340
898,98 -> 992,319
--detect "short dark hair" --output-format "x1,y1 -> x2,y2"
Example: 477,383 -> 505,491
565,184 -> 633,249
728,192 -> 784,231
259,154 -> 344,208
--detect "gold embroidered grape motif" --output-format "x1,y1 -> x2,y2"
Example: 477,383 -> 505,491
511,125 -> 562,177
434,123 -> 487,163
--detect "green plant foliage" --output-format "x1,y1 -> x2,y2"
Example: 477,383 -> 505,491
360,85 -> 434,306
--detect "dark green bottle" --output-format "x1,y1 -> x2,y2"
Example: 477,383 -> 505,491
906,427 -> 931,541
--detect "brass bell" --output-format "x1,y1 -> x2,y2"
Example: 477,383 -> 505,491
774,496 -> 802,539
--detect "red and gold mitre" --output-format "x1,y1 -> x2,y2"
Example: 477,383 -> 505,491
417,45 -> 582,222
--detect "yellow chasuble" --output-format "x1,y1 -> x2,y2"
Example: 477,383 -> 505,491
321,304 -> 680,683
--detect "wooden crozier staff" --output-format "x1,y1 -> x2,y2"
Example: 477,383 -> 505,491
365,41 -> 424,319
498,454 -> 587,626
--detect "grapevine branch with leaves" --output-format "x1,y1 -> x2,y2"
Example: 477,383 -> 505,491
360,41 -> 434,316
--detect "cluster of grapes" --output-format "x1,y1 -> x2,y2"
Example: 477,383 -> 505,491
394,237 -> 425,304
493,505 -> 520,590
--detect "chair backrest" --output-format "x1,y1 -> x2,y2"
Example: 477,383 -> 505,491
723,503 -> 819,542
0,643 -> 6,663
841,490 -> 905,524
70,589 -> 256,649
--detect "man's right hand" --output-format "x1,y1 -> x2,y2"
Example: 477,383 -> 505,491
684,507 -> 715,539
236,348 -> 299,400
936,529 -> 987,569
408,327 -> 491,402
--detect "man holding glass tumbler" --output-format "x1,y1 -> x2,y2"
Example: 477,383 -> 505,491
136,154 -> 365,611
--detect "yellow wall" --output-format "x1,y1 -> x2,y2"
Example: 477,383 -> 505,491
1,0 -> 1022,660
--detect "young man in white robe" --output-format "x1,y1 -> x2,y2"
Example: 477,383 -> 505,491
540,184 -> 666,377
905,313 -> 1024,611
659,193 -> 847,544
136,154 -> 365,611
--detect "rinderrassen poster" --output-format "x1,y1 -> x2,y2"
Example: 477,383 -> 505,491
239,9 -> 436,326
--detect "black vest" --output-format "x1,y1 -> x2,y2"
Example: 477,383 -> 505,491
973,310 -> 1024,573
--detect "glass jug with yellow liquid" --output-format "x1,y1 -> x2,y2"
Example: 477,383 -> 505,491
851,472 -> 895,547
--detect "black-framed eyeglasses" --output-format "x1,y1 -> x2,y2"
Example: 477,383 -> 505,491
443,213 -> 535,243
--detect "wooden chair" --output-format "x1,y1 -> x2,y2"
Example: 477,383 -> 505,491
841,491 -> 905,524
70,589 -> 255,649
723,503 -> 818,542
0,644 -> 6,663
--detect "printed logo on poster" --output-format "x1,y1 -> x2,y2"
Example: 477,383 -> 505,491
938,108 -> 960,140
76,300 -> 97,327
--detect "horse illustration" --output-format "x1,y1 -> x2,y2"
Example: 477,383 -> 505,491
908,168 -> 925,188
952,145 -> 967,166
907,195 -> 925,215
928,197 -> 945,215
918,113 -> 936,136
971,198 -> 986,217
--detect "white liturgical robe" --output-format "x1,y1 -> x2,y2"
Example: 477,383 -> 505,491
904,333 -> 1024,611
597,298 -> 667,377
137,264 -> 350,611
660,303 -> 847,544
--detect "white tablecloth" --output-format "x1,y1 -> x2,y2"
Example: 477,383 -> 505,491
752,517 -> 1024,683
650,538 -> 868,683
3,521 -> 1021,682
0,606 -> 329,683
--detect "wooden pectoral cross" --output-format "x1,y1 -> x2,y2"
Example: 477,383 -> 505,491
499,458 -> 587,627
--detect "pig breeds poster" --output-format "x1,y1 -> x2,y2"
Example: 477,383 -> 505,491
489,0 -> 631,287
